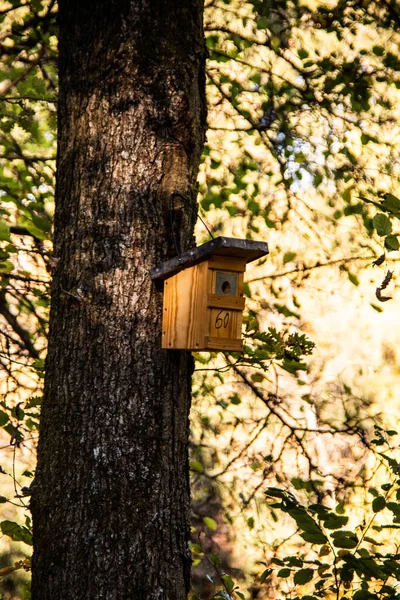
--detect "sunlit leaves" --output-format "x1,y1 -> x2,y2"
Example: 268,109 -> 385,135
259,568 -> 272,583
263,434 -> 400,599
384,235 -> 399,251
372,214 -> 392,237
0,520 -> 32,546
372,496 -> 386,513
293,569 -> 313,585
0,411 -> 8,427
0,221 -> 11,241
203,516 -> 218,531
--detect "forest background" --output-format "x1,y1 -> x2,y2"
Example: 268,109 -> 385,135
1,0 -> 400,598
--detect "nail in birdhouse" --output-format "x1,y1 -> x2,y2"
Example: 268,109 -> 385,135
150,237 -> 269,351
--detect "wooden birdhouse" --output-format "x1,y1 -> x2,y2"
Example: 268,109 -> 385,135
150,237 -> 268,351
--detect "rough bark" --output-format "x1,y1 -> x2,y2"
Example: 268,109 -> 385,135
31,1 -> 206,598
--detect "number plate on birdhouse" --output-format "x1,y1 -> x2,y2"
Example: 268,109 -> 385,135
150,237 -> 269,351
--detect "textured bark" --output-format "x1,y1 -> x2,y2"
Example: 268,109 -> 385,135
31,2 -> 206,599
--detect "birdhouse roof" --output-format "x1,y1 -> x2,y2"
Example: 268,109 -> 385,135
150,236 -> 268,289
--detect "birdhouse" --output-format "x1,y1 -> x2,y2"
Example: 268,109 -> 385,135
150,237 -> 268,351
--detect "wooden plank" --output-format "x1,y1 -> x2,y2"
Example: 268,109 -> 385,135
209,307 -> 241,341
238,272 -> 244,297
208,256 -> 246,272
207,294 -> 245,310
162,262 -> 208,349
205,336 -> 243,351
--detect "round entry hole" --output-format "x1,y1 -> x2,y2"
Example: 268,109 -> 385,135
222,281 -> 231,294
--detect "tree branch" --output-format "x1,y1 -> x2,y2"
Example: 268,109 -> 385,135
0,292 -> 40,359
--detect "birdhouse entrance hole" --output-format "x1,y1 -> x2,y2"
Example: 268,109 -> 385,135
216,272 -> 237,296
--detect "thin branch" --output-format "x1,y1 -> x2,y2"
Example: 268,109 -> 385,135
247,255 -> 376,283
0,292 -> 40,359
0,54 -> 43,98
2,95 -> 57,103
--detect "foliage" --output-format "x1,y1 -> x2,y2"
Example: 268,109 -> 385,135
1,0 -> 400,599
191,429 -> 400,600
261,428 -> 400,599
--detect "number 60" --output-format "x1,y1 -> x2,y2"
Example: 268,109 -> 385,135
215,310 -> 230,329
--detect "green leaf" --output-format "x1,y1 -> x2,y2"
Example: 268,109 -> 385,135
324,514 -> 349,530
0,260 -> 14,273
348,272 -> 359,287
384,234 -> 399,251
203,516 -> 217,531
361,133 -> 377,145
282,360 -> 307,374
26,396 -> 42,408
222,575 -> 235,593
283,252 -> 296,264
0,496 -> 7,503
265,487 -> 287,499
331,530 -> 358,549
190,461 -> 203,473
309,503 -> 330,517
293,568 -> 314,585
386,502 -> 400,517
371,304 -> 383,313
0,410 -> 9,427
353,591 -> 374,600
277,568 -> 291,577
335,503 -> 345,515
256,16 -> 269,29
373,213 -> 392,236
26,222 -> 48,240
285,556 -> 303,567
314,173 -> 323,186
209,553 -> 221,567
295,151 -> 306,163
11,406 -> 24,421
230,394 -> 241,405
300,531 -> 328,544
274,303 -> 300,319
260,568 -> 273,583
298,49 -> 309,59
372,495 -> 386,512
32,214 -> 51,233
372,45 -> 384,56
0,520 -> 32,545
0,221 -> 10,241
332,537 -> 358,549
288,508 -> 323,535
364,536 -> 382,545
243,282 -> 251,297
382,193 -> 400,215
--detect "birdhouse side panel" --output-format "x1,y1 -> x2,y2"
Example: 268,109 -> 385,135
162,262 -> 209,349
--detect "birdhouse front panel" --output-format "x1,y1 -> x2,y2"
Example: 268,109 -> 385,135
205,256 -> 245,351
150,237 -> 269,352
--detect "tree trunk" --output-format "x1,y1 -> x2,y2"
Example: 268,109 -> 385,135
31,2 -> 206,598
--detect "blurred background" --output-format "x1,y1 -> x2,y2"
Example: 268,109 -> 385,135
1,0 -> 400,598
